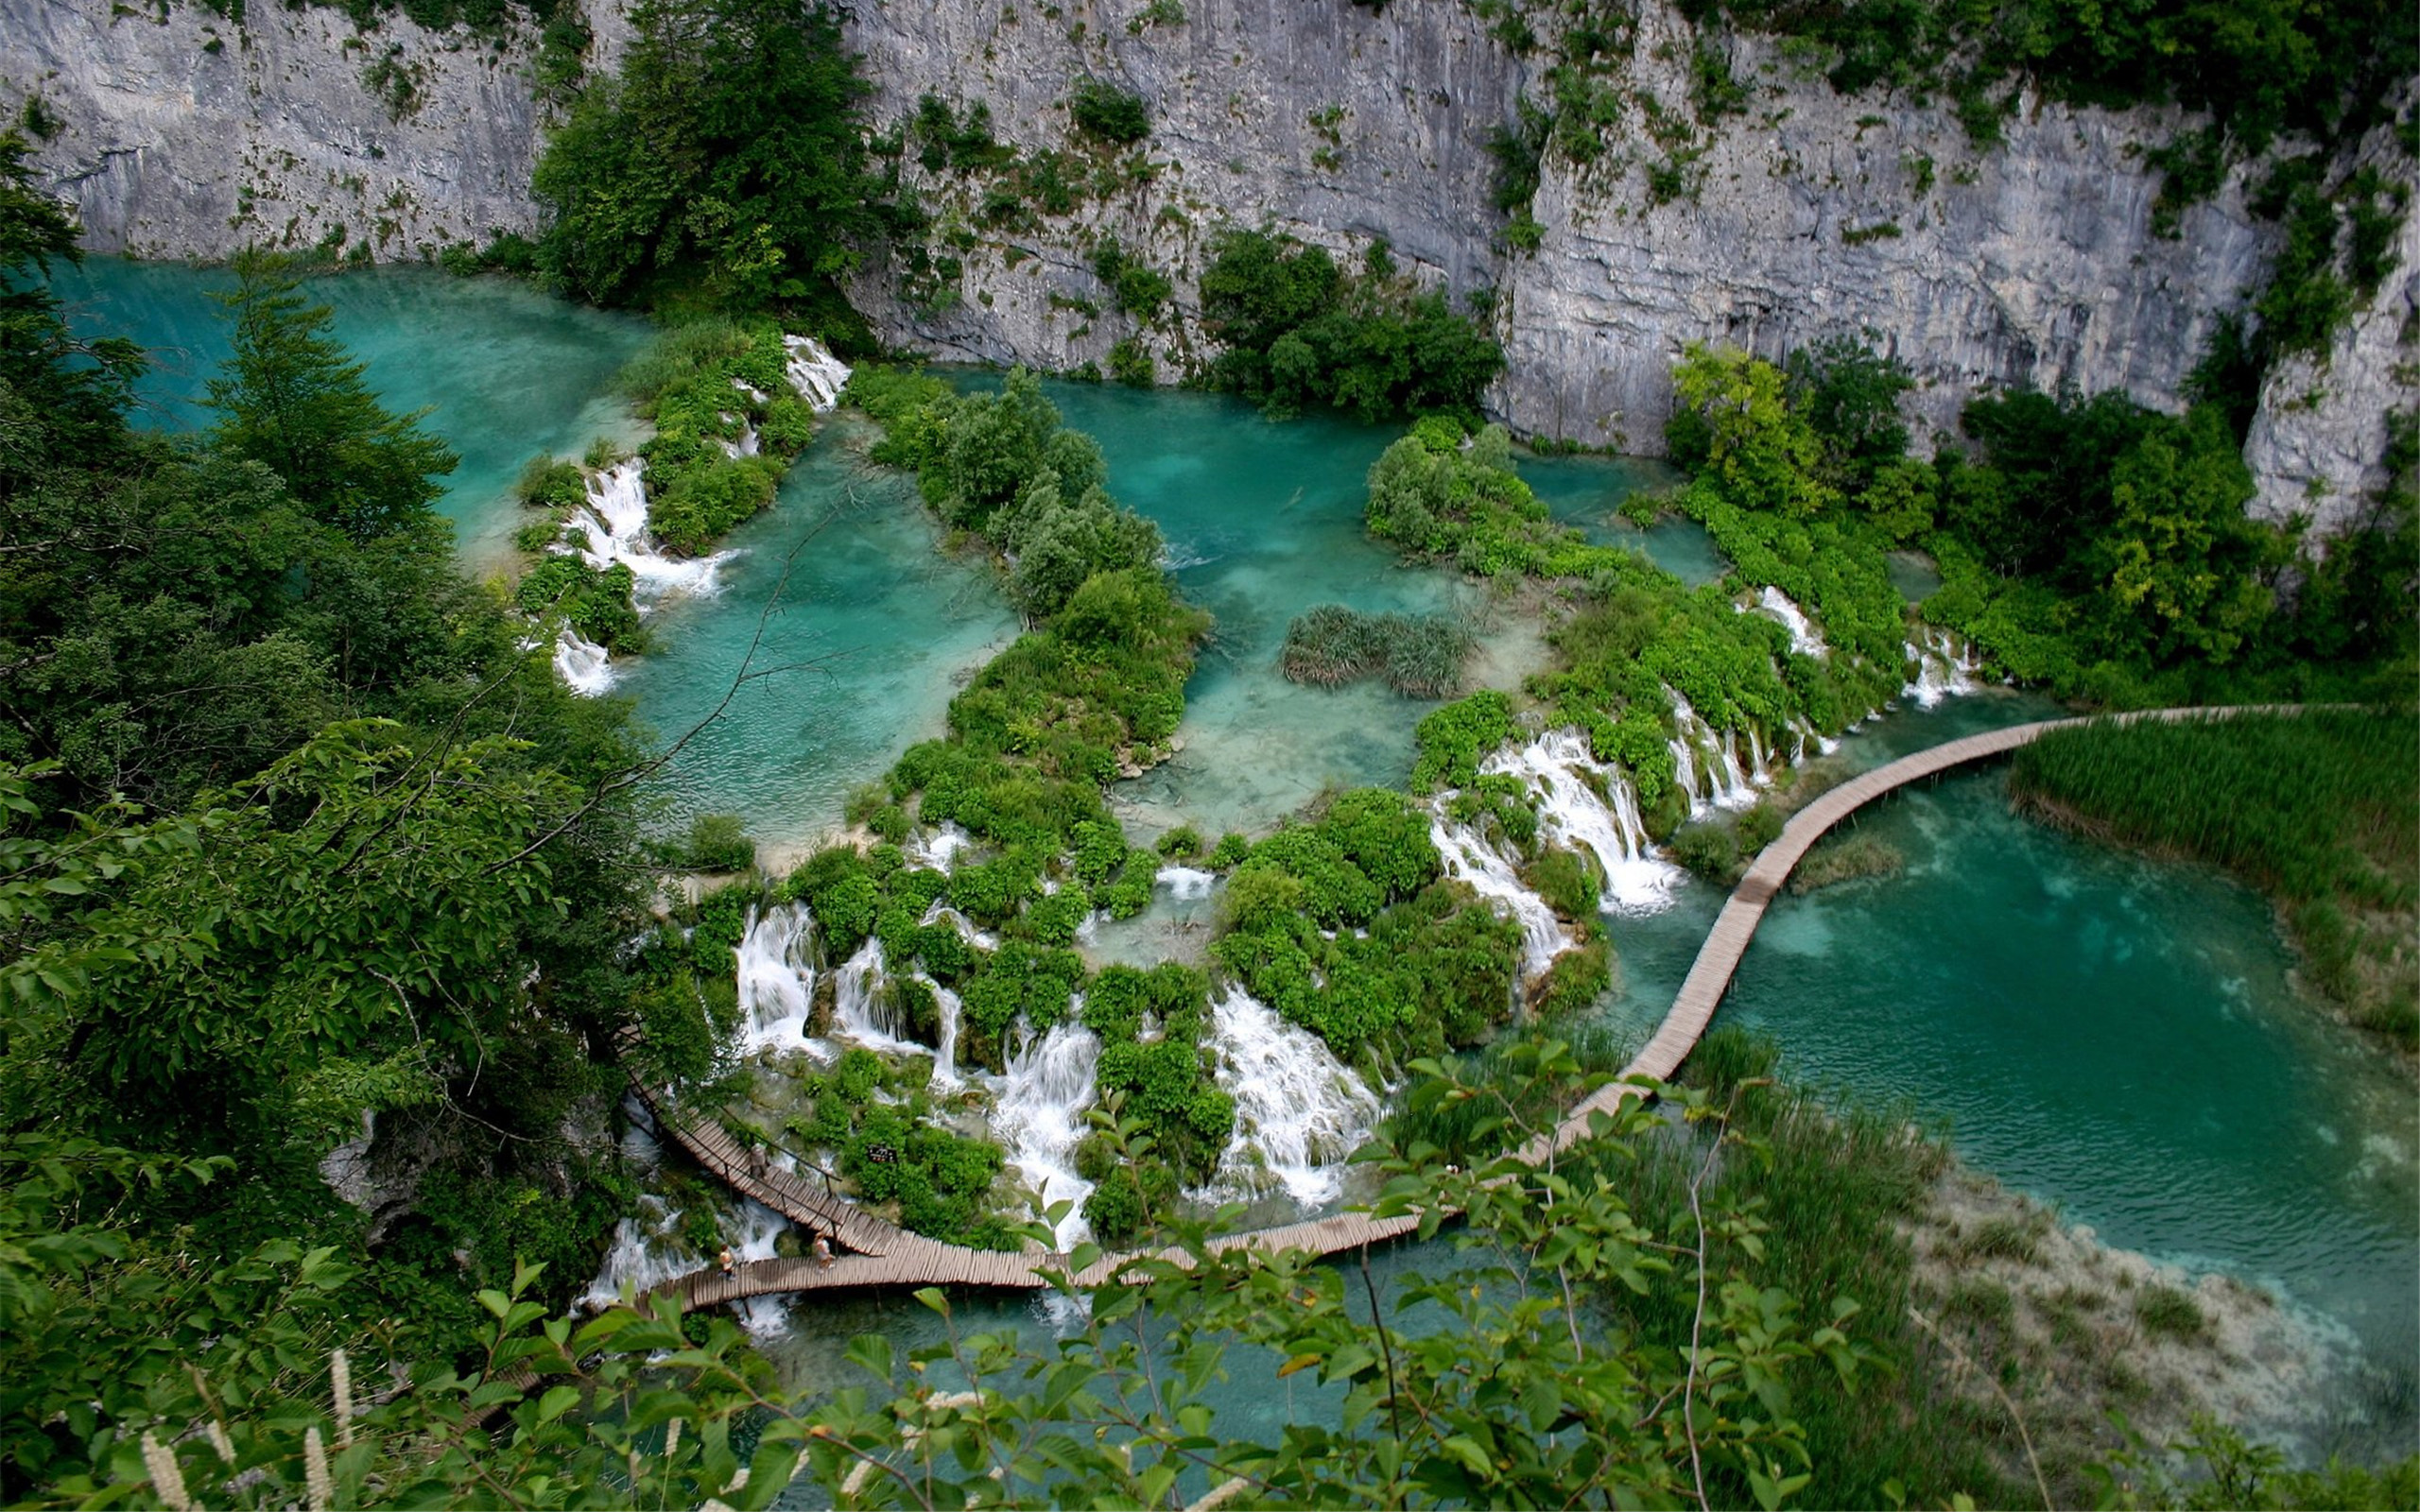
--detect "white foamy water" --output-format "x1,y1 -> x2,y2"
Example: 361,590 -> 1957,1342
734,902 -> 816,1053
552,625 -> 616,695
1203,988 -> 1383,1209
1155,866 -> 1217,901
784,334 -> 853,410
566,459 -> 737,607
1755,586 -> 1829,658
908,971 -> 963,1088
908,823 -> 973,874
918,900 -> 999,950
993,1022 -> 1102,1248
828,938 -> 922,1056
1903,624 -> 1984,708
1482,730 -> 1684,916
1428,813 -> 1570,980
729,1198 -> 791,1339
1668,691 -> 1762,816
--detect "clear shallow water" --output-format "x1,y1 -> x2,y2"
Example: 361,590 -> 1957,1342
954,377 -> 1671,841
47,258 -> 651,572
614,426 -> 1020,853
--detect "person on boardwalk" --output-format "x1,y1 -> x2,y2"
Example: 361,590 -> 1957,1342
813,1234 -> 834,1270
747,1143 -> 768,1180
717,1245 -> 735,1278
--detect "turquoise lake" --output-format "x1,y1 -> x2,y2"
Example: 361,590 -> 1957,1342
55,260 -> 2419,1458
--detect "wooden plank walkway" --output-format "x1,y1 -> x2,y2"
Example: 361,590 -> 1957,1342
631,705 -> 2299,1305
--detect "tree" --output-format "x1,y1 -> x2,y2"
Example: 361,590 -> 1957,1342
1668,345 -> 1838,519
531,0 -> 884,309
206,253 -> 458,543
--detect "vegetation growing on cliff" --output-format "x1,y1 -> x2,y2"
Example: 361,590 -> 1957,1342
2011,710 -> 2420,1049
530,0 -> 889,320
1197,231 -> 1503,421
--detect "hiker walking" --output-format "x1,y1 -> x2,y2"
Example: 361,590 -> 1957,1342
813,1234 -> 834,1270
717,1245 -> 736,1278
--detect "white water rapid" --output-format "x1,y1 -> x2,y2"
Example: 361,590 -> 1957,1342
1428,814 -> 1570,980
1903,624 -> 1985,708
552,626 -> 615,696
734,902 -> 816,1054
908,971 -> 964,1089
565,459 -> 736,608
992,1022 -> 1103,1248
1668,692 -> 1763,815
783,335 -> 854,410
1754,586 -> 1829,658
829,939 -> 921,1055
1154,866 -> 1218,901
1203,988 -> 1383,1209
1481,731 -> 1685,915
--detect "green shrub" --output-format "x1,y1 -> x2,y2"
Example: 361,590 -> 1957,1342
680,813 -> 756,872
514,454 -> 587,511
1107,336 -> 1155,388
1411,691 -> 1513,790
1069,77 -> 1152,143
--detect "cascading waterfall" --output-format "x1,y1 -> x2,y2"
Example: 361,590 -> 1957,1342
1667,692 -> 1762,815
1155,866 -> 1218,901
784,335 -> 854,411
992,1022 -> 1103,1248
908,823 -> 973,874
1479,731 -> 1683,915
734,902 -> 816,1054
918,900 -> 999,951
829,938 -> 922,1055
908,971 -> 963,1088
552,626 -> 615,696
1755,586 -> 1829,658
1426,813 -> 1569,979
728,1198 -> 792,1339
566,459 -> 735,607
1203,988 -> 1383,1209
1902,624 -> 1984,708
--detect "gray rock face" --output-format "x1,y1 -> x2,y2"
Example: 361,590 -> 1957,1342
5,0 -> 545,261
10,0 -> 2406,530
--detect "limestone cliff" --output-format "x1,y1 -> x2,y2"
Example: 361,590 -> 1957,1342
8,0 -> 2409,530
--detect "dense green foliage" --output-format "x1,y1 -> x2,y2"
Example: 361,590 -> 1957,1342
2010,711 -> 2420,1047
1197,231 -> 1503,421
1067,77 -> 1153,145
781,1048 -> 1014,1249
0,155 -> 674,1497
1209,789 -> 1521,1061
515,556 -> 643,652
1075,964 -> 1232,1242
622,318 -> 815,554
1677,0 -> 2412,164
529,0 -> 888,315
1280,603 -> 1473,698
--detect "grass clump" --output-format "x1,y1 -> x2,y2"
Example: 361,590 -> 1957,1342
1790,831 -> 1904,893
2010,709 -> 2419,1049
2134,1283 -> 2209,1343
1280,604 -> 1474,698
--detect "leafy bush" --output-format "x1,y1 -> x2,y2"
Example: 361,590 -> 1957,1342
1198,230 -> 1502,422
679,812 -> 756,872
515,555 -> 644,652
514,454 -> 588,511
1068,77 -> 1152,144
1092,237 -> 1173,318
1411,691 -> 1514,791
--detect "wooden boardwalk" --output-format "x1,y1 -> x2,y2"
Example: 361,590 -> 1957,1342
637,705 -> 2290,1305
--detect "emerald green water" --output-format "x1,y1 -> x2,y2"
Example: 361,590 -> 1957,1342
51,263 -> 2418,1456
46,259 -> 651,571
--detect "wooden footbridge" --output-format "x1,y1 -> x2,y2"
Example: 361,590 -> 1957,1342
641,705 -> 2283,1307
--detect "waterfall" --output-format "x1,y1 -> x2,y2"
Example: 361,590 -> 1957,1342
1203,988 -> 1383,1208
1155,866 -> 1218,901
1755,586 -> 1829,657
1667,692 -> 1761,816
1479,731 -> 1683,916
734,902 -> 816,1054
829,938 -> 921,1055
908,971 -> 963,1088
551,625 -> 615,696
565,460 -> 736,607
908,823 -> 973,874
729,1198 -> 791,1339
1427,814 -> 1570,980
1902,624 -> 1984,708
783,335 -> 854,411
992,1022 -> 1102,1248
919,901 -> 999,951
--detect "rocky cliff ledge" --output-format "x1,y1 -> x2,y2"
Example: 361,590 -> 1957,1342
8,0 -> 2410,529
